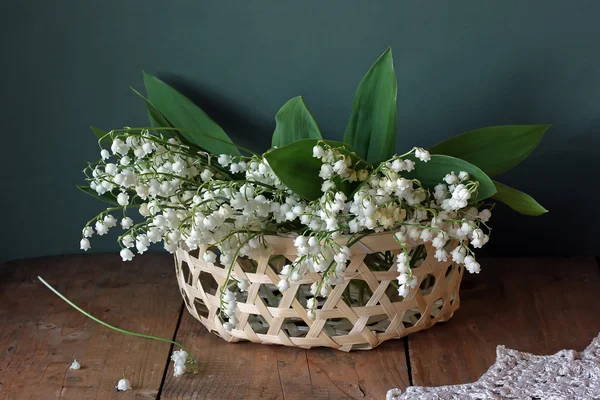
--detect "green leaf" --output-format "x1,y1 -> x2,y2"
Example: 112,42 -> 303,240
271,96 -> 322,148
492,181 -> 548,216
343,47 -> 397,163
264,139 -> 365,200
143,72 -> 240,156
429,125 -> 550,176
91,126 -> 111,145
77,185 -> 120,206
77,185 -> 143,207
403,154 -> 496,202
146,102 -> 173,132
130,87 -> 178,140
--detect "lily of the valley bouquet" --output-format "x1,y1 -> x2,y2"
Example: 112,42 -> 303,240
77,48 -> 547,340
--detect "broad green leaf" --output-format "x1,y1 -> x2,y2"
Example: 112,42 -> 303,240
492,181 -> 548,216
143,72 -> 240,156
271,96 -> 322,148
77,185 -> 120,206
264,139 -> 365,200
403,154 -> 496,202
91,126 -> 111,145
130,87 -> 177,140
429,125 -> 550,176
146,102 -> 173,132
343,47 -> 397,163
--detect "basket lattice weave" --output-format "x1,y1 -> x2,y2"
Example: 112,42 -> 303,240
175,232 -> 464,352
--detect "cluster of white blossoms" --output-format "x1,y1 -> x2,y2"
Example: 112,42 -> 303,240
170,349 -> 189,377
303,143 -> 491,298
80,130 -> 491,332
221,289 -> 239,331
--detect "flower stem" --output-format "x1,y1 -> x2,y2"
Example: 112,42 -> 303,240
38,275 -> 197,367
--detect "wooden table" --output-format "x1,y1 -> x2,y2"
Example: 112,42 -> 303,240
1,254 -> 599,399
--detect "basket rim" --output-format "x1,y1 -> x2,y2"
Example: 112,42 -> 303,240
261,231 -> 410,255
260,230 -> 396,240
180,231 -> 412,256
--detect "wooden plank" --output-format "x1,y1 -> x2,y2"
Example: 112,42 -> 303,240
0,253 -> 181,399
407,257 -> 600,387
305,340 -> 410,399
159,313 -> 285,400
160,312 -> 409,399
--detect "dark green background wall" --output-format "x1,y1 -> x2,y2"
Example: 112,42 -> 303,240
2,1 -> 599,262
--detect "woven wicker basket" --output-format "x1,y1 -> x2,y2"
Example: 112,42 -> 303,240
175,232 -> 464,352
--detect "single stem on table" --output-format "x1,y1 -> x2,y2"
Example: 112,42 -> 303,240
38,276 -> 198,370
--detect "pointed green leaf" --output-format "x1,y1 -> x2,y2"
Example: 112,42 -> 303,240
77,185 -> 142,207
264,139 -> 365,200
130,87 -> 177,140
492,181 -> 548,216
91,126 -> 111,145
271,96 -> 322,148
430,125 -> 550,176
403,154 -> 496,202
146,101 -> 171,129
77,185 -> 120,206
143,73 -> 240,156
146,103 -> 173,132
343,47 -> 397,163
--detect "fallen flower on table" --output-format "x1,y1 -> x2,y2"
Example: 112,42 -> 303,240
386,388 -> 402,400
116,377 -> 132,391
170,349 -> 188,377
70,359 -> 81,370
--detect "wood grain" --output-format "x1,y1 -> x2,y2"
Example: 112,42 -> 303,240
305,340 -> 410,399
3,255 -> 599,398
407,257 -> 600,387
160,312 -> 410,399
0,253 -> 181,399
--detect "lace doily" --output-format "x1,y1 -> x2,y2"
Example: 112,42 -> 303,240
387,334 -> 600,400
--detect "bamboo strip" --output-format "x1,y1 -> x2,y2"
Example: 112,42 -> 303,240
174,232 -> 463,352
